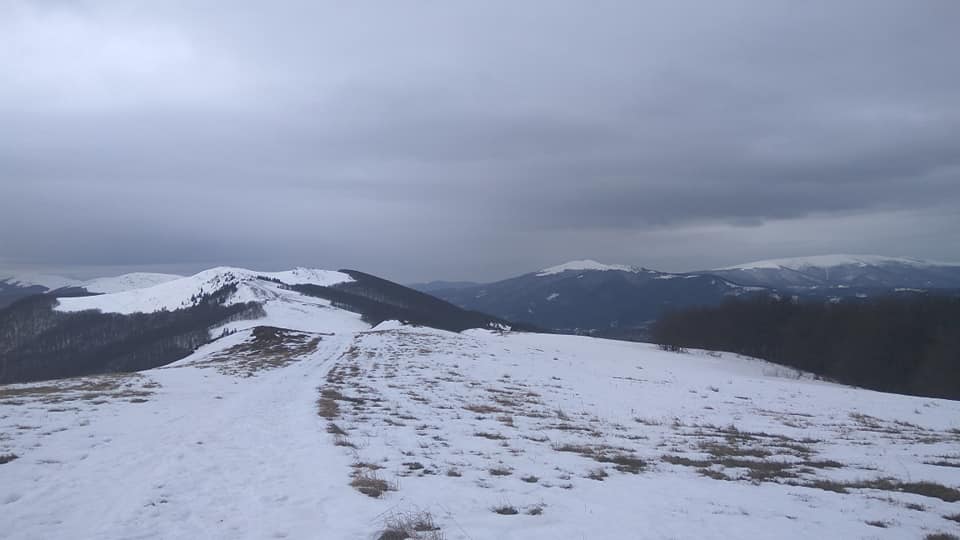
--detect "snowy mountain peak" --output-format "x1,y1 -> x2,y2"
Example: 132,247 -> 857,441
55,267 -> 354,315
537,260 -> 638,276
717,254 -> 959,271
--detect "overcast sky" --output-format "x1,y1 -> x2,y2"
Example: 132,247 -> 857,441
2,1 -> 959,282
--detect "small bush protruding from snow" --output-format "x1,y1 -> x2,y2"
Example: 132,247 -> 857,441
491,504 -> 519,515
326,422 -> 347,435
378,511 -> 443,540
586,468 -> 609,481
526,504 -> 545,516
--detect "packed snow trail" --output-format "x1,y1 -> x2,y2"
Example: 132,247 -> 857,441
1,333 -> 375,540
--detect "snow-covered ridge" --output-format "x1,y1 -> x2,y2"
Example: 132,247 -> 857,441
2,271 -> 182,293
717,254 -> 960,271
537,259 -> 639,276
82,273 -> 183,294
55,267 -> 353,315
0,273 -> 78,290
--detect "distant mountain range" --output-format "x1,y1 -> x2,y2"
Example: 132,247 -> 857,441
0,267 -> 519,383
4,254 -> 960,360
414,255 -> 960,337
707,254 -> 960,289
0,272 -> 181,309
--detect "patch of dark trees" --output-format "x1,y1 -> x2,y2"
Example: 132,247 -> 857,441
651,296 -> 960,400
290,270 -> 537,333
0,283 -> 102,310
0,284 -> 263,384
0,283 -> 51,310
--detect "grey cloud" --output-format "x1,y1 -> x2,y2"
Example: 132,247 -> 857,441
1,1 -> 959,281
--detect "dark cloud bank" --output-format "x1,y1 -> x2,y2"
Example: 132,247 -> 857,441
2,1 -> 959,282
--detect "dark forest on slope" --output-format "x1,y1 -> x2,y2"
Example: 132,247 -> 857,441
290,269 -> 534,332
0,285 -> 263,384
652,296 -> 960,400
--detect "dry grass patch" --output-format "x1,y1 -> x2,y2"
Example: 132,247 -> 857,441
698,468 -> 731,481
378,511 -> 443,540
326,422 -> 347,435
596,452 -> 646,474
191,326 -> 321,376
351,471 -> 397,498
474,431 -> 507,440
790,477 -> 960,502
553,443 -> 646,474
926,460 -> 960,468
699,441 -> 773,459
333,435 -> 357,448
351,461 -> 383,471
491,504 -> 519,515
552,443 -> 595,455
860,479 -> 960,502
463,404 -> 502,414
662,425 -> 843,484
0,453 -> 18,465
317,396 -> 340,419
0,374 -> 156,406
526,504 -> 545,515
549,423 -> 593,432
586,468 -> 609,480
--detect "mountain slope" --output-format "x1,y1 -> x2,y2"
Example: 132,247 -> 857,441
0,267 -> 514,384
406,280 -> 481,293
423,260 -> 762,336
422,255 -> 960,335
0,271 -> 183,309
708,254 -> 960,289
2,323 -> 958,539
0,272 -> 77,290
55,267 -> 353,315
0,273 -> 79,309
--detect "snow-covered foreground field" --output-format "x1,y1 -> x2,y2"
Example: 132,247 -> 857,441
2,324 -> 959,539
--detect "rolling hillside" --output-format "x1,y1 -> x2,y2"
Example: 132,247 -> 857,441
2,320 -> 958,538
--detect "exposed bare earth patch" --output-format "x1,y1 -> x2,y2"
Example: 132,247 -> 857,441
0,373 -> 158,406
177,326 -> 323,377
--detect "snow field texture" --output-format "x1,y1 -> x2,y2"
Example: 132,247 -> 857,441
2,321 -> 959,539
